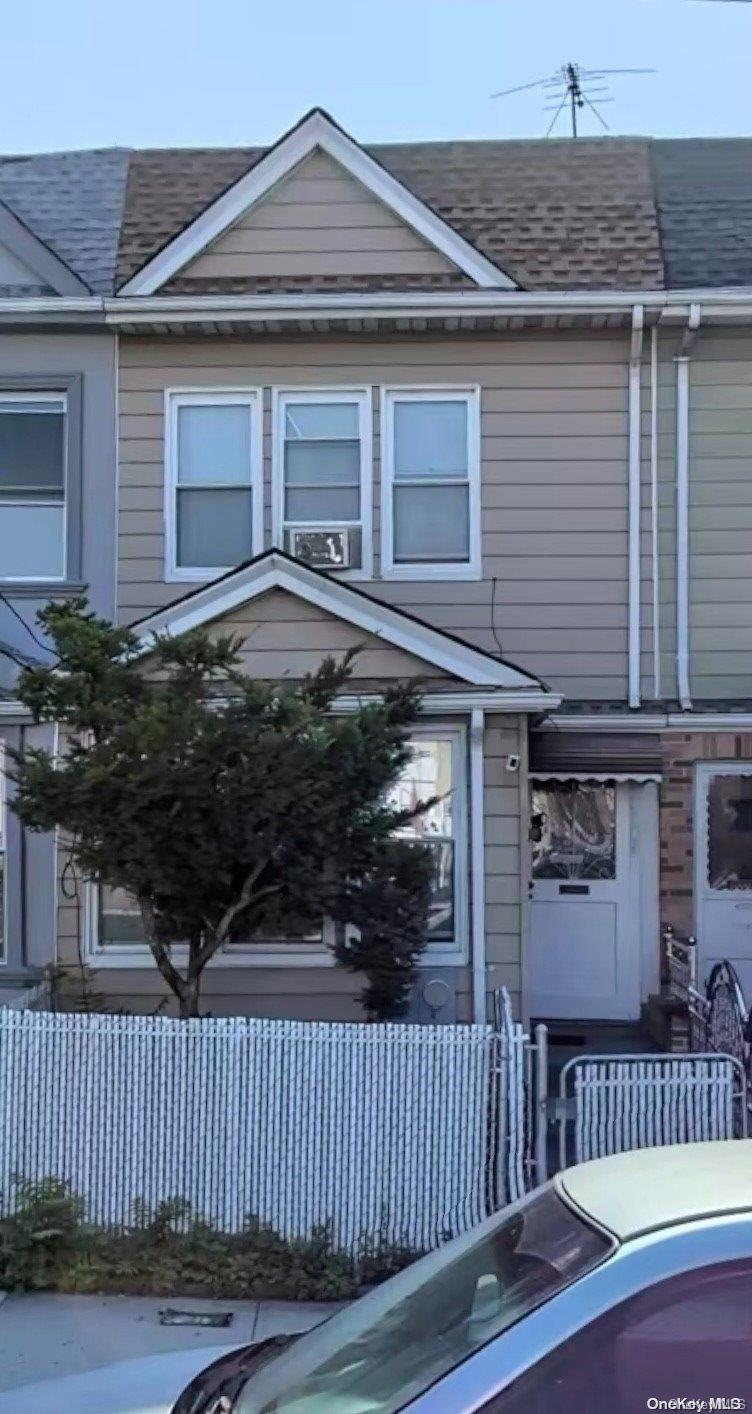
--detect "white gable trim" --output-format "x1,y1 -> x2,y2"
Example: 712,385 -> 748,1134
119,110 -> 515,296
133,551 -> 548,694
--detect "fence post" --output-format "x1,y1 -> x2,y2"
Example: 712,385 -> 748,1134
534,1022 -> 549,1184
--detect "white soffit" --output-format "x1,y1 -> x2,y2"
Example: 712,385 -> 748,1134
119,109 -> 516,296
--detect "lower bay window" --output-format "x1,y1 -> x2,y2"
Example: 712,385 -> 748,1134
90,725 -> 468,968
165,390 -> 263,580
0,392 -> 67,582
380,387 -> 480,580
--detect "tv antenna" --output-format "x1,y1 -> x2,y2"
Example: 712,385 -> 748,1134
492,62 -> 655,138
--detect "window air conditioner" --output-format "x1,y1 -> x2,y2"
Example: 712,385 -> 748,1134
285,527 -> 361,570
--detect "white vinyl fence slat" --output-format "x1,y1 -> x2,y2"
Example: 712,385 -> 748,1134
0,1000 -> 529,1253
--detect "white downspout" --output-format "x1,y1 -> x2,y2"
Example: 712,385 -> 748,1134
650,324 -> 661,700
470,707 -> 487,1024
676,303 -> 701,711
628,305 -> 645,709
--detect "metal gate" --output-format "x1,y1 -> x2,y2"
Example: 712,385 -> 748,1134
555,1051 -> 748,1170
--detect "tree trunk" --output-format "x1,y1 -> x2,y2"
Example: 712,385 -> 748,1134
177,977 -> 201,1019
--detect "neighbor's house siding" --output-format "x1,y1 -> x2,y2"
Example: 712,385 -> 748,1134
688,332 -> 752,702
118,332 -> 633,701
178,150 -> 457,284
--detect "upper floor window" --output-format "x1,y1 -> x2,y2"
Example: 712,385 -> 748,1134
0,394 -> 66,581
165,390 -> 262,581
272,388 -> 372,576
381,388 -> 480,580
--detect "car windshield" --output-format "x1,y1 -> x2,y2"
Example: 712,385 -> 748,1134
235,1185 -> 612,1413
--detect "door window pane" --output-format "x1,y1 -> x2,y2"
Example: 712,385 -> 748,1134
393,484 -> 470,562
177,404 -> 251,485
531,782 -> 616,881
394,400 -> 468,478
176,487 -> 253,569
707,773 -> 752,889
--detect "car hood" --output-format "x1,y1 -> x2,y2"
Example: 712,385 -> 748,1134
0,1343 -> 235,1414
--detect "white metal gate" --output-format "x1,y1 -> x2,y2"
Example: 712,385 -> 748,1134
556,1051 -> 748,1169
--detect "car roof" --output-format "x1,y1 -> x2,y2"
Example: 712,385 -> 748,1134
555,1140 -> 752,1241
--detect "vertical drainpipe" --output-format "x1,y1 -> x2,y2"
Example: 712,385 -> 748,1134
628,305 -> 645,709
470,708 -> 486,1025
676,303 -> 702,711
650,324 -> 661,701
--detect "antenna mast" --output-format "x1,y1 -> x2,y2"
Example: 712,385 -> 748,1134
491,62 -> 655,138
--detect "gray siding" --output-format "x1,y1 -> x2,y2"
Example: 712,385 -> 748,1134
118,332 -> 632,701
688,332 -> 752,700
182,150 -> 455,282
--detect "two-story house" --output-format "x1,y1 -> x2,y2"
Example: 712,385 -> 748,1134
3,112 -> 752,1030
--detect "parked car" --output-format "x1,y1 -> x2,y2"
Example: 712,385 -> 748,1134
4,1141 -> 752,1413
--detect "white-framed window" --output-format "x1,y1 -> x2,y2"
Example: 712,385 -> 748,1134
0,392 -> 67,582
164,389 -> 263,581
380,387 -> 481,581
0,742 -> 6,963
389,724 -> 469,964
87,724 -> 468,970
272,388 -> 372,578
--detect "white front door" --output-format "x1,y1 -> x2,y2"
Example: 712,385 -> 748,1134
529,780 -> 641,1020
696,763 -> 752,999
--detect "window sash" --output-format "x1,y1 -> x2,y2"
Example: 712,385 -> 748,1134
166,391 -> 262,580
274,391 -> 372,570
0,393 -> 68,582
381,388 -> 479,579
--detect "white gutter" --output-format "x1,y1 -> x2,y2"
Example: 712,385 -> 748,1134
650,324 -> 661,699
542,711 -> 752,732
470,708 -> 487,1025
628,306 -> 644,708
332,689 -> 561,713
675,303 -> 702,711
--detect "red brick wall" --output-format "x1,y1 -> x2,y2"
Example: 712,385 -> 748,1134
659,731 -> 752,935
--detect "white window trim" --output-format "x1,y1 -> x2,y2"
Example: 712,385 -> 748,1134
85,723 -> 469,970
379,385 -> 481,582
0,390 -> 68,585
271,386 -> 373,581
0,740 -> 5,964
164,387 -> 263,583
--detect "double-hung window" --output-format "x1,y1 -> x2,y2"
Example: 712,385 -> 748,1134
166,391 -> 262,580
0,393 -> 67,581
381,388 -> 480,579
390,727 -> 468,961
0,744 -> 5,960
273,389 -> 372,575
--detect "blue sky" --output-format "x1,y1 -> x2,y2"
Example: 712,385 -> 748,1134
8,0 -> 752,152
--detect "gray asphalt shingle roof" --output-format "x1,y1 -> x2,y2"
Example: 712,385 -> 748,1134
0,132 -> 750,295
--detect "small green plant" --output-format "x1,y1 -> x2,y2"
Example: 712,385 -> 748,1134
0,1180 -> 420,1300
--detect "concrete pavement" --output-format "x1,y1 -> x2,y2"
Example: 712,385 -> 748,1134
0,1291 -> 343,1393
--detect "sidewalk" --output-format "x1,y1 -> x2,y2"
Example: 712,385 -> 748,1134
0,1290 -> 343,1393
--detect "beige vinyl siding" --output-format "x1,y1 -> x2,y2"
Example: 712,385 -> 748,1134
118,332 -> 632,700
209,588 -> 452,680
181,150 -> 455,282
688,332 -> 752,700
56,714 -> 523,1023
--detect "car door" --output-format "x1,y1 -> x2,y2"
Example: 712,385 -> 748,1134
481,1258 -> 752,1412
406,1215 -> 752,1414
